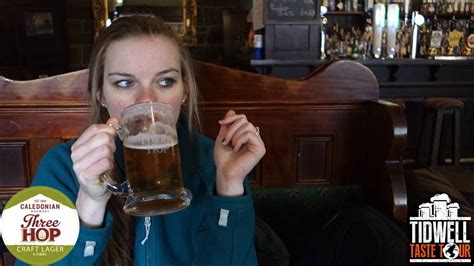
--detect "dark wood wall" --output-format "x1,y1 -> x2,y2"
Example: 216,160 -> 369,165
0,0 -> 69,80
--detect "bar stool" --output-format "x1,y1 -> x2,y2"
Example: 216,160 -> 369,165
416,97 -> 464,167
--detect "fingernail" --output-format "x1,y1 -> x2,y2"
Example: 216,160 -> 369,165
218,119 -> 224,124
221,138 -> 227,145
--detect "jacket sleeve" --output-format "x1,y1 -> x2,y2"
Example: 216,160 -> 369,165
192,138 -> 258,266
15,143 -> 114,266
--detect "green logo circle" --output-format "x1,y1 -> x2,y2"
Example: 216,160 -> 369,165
1,186 -> 79,264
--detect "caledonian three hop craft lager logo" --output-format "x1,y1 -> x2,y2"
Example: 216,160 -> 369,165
409,193 -> 471,263
1,186 -> 79,264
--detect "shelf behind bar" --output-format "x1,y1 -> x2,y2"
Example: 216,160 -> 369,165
326,11 -> 364,15
251,58 -> 474,66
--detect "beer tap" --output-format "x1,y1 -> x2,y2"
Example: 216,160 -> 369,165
411,11 -> 425,59
320,6 -> 328,60
387,4 -> 400,59
373,3 -> 385,59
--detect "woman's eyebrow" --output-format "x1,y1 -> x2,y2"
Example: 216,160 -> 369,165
108,72 -> 135,77
155,68 -> 180,76
107,68 -> 180,78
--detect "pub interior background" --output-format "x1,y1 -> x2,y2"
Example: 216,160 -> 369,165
0,0 -> 474,265
0,0 -> 473,211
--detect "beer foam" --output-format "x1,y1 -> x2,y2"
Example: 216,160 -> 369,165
124,142 -> 177,150
124,132 -> 177,149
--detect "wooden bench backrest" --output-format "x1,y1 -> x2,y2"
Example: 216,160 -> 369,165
0,60 -> 407,222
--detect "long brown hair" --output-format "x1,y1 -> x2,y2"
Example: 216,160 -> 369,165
87,15 -> 200,265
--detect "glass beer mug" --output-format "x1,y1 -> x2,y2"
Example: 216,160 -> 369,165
101,102 -> 192,216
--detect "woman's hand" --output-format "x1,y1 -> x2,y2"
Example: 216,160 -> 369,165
214,110 -> 266,197
71,117 -> 118,227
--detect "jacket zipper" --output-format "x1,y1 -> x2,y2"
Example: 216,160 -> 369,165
141,216 -> 151,265
141,216 -> 151,245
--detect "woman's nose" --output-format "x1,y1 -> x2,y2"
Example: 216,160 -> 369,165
135,88 -> 158,103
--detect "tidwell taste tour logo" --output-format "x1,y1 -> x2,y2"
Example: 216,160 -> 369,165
409,193 -> 471,263
1,186 -> 79,264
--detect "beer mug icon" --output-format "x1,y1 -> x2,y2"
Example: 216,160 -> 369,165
100,102 -> 192,216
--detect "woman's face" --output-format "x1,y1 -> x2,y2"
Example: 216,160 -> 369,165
102,36 -> 186,123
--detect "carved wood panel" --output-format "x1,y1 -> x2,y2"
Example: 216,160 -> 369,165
295,135 -> 334,184
0,141 -> 29,189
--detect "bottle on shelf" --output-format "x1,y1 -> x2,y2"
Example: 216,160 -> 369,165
427,0 -> 436,15
464,0 -> 471,15
345,0 -> 353,12
336,0 -> 345,11
429,16 -> 442,57
454,0 -> 461,14
447,0 -> 455,15
396,0 -> 405,17
329,0 -> 337,11
252,29 -> 264,60
418,19 -> 431,58
323,0 -> 329,8
437,0 -> 447,16
366,25 -> 374,59
365,0 -> 374,13
351,31 -> 361,59
448,16 -> 464,56
353,0 -> 360,12
421,0 -> 428,15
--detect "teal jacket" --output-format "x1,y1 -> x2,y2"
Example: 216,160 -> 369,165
16,114 -> 257,265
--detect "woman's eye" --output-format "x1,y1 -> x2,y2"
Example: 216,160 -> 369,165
158,78 -> 175,87
114,80 -> 134,89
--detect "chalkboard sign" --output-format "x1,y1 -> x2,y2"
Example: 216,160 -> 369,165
265,0 -> 320,24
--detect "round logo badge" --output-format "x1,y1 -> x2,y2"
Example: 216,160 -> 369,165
1,186 -> 79,264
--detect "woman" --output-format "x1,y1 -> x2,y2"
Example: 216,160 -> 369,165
18,15 -> 265,265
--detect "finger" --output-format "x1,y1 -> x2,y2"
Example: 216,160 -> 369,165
73,143 -> 115,175
218,111 -> 247,126
80,157 -> 113,185
232,131 -> 265,154
222,109 -> 236,119
216,120 -> 228,145
216,110 -> 236,144
231,122 -> 258,147
222,118 -> 248,145
71,132 -> 116,164
71,117 -> 119,151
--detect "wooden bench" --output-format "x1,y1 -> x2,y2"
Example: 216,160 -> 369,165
0,60 -> 408,264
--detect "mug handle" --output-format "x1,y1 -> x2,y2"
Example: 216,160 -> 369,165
102,123 -> 127,195
100,173 -> 129,196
